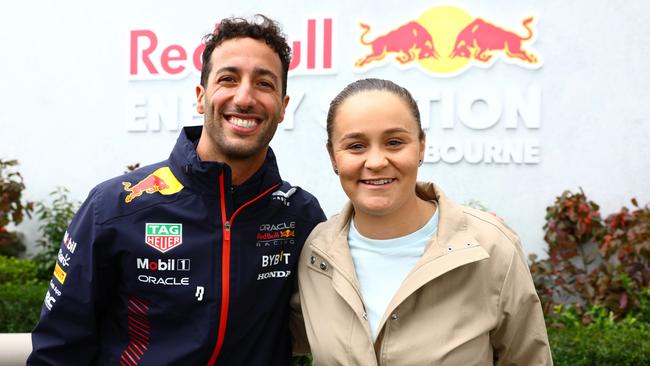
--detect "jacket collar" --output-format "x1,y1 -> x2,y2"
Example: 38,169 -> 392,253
313,182 -> 476,253
168,126 -> 282,197
307,182 -> 490,326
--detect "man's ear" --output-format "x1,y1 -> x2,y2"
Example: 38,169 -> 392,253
277,95 -> 290,123
196,85 -> 205,114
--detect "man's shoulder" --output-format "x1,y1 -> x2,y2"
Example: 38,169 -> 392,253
270,181 -> 325,224
86,160 -> 180,223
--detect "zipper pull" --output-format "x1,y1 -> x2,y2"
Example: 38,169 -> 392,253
224,221 -> 231,241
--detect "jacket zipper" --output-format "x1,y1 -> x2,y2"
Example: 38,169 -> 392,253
207,173 -> 280,365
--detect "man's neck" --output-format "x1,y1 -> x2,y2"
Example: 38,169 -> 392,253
225,152 -> 266,185
195,138 -> 267,185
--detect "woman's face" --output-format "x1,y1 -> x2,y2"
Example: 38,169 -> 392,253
329,90 -> 425,218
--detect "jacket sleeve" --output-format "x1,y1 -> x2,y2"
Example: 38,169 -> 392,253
289,276 -> 310,356
490,245 -> 553,366
27,188 -> 115,365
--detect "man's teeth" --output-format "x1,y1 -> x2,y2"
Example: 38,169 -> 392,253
230,117 -> 257,128
363,179 -> 394,185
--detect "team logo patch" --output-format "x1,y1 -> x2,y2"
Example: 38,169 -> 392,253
53,262 -> 67,284
122,166 -> 184,203
145,223 -> 183,253
256,221 -> 297,248
271,187 -> 297,206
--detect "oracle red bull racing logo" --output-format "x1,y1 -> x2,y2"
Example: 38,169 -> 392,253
122,166 -> 184,203
355,5 -> 541,76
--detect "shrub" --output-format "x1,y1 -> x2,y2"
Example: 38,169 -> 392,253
0,281 -> 48,332
0,159 -> 33,257
32,187 -> 79,280
549,322 -> 650,365
532,189 -> 650,320
291,355 -> 313,366
0,255 -> 38,284
0,255 -> 48,332
598,199 -> 650,314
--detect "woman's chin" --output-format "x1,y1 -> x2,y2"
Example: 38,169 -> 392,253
352,199 -> 396,217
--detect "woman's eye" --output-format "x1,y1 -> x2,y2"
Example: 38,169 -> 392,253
348,143 -> 365,151
387,139 -> 403,147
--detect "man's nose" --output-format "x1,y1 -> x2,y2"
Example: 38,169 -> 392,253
233,83 -> 256,109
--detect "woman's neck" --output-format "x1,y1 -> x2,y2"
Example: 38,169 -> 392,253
353,196 -> 437,240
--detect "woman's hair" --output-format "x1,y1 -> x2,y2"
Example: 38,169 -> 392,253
326,78 -> 424,148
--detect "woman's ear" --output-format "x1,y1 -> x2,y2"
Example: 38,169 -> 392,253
327,143 -> 338,175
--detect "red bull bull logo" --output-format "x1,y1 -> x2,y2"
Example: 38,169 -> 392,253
355,21 -> 438,67
122,167 -> 184,203
449,17 -> 537,63
355,5 -> 541,76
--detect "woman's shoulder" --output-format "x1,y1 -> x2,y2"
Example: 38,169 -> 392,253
304,207 -> 351,248
462,206 -> 520,244
459,205 -> 528,264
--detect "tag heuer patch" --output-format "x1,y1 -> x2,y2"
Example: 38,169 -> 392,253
145,223 -> 183,253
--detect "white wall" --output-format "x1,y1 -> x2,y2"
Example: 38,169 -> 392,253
1,0 -> 649,257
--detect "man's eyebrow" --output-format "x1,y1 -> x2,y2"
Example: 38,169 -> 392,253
214,66 -> 279,85
253,67 -> 279,84
215,66 -> 240,75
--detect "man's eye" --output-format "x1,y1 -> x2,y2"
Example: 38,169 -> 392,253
218,76 -> 236,83
258,81 -> 274,89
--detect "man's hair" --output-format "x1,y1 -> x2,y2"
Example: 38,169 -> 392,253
200,14 -> 292,96
326,78 -> 424,149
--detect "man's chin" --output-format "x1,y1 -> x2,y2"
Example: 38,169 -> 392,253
220,144 -> 268,161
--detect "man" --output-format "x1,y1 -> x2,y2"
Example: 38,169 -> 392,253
28,15 -> 325,365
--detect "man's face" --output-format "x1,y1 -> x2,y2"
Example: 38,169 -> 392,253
196,37 -> 289,162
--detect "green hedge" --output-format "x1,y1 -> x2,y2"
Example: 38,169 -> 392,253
2,255 -> 649,366
0,280 -> 48,332
0,256 -> 49,332
549,323 -> 650,365
0,255 -> 39,284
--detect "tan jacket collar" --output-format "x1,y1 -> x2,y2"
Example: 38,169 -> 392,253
307,182 -> 490,331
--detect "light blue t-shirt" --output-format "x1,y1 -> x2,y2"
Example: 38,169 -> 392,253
349,208 -> 439,339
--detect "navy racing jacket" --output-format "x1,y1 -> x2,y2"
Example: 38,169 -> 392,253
28,126 -> 326,365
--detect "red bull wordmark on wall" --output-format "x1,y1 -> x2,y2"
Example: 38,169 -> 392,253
126,8 -> 542,165
126,18 -> 333,133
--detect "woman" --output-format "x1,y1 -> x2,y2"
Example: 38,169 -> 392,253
291,79 -> 552,365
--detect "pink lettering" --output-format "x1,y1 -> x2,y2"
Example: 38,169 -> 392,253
130,30 -> 159,75
161,44 -> 187,74
193,44 -> 206,73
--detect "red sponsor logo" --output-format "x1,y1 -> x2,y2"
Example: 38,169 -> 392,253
355,6 -> 541,76
123,174 -> 169,203
129,18 -> 334,79
280,229 -> 295,238
257,232 -> 280,240
355,21 -> 438,67
449,17 -> 537,63
145,235 -> 182,252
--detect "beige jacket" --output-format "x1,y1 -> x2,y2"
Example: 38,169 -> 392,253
291,182 -> 552,365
